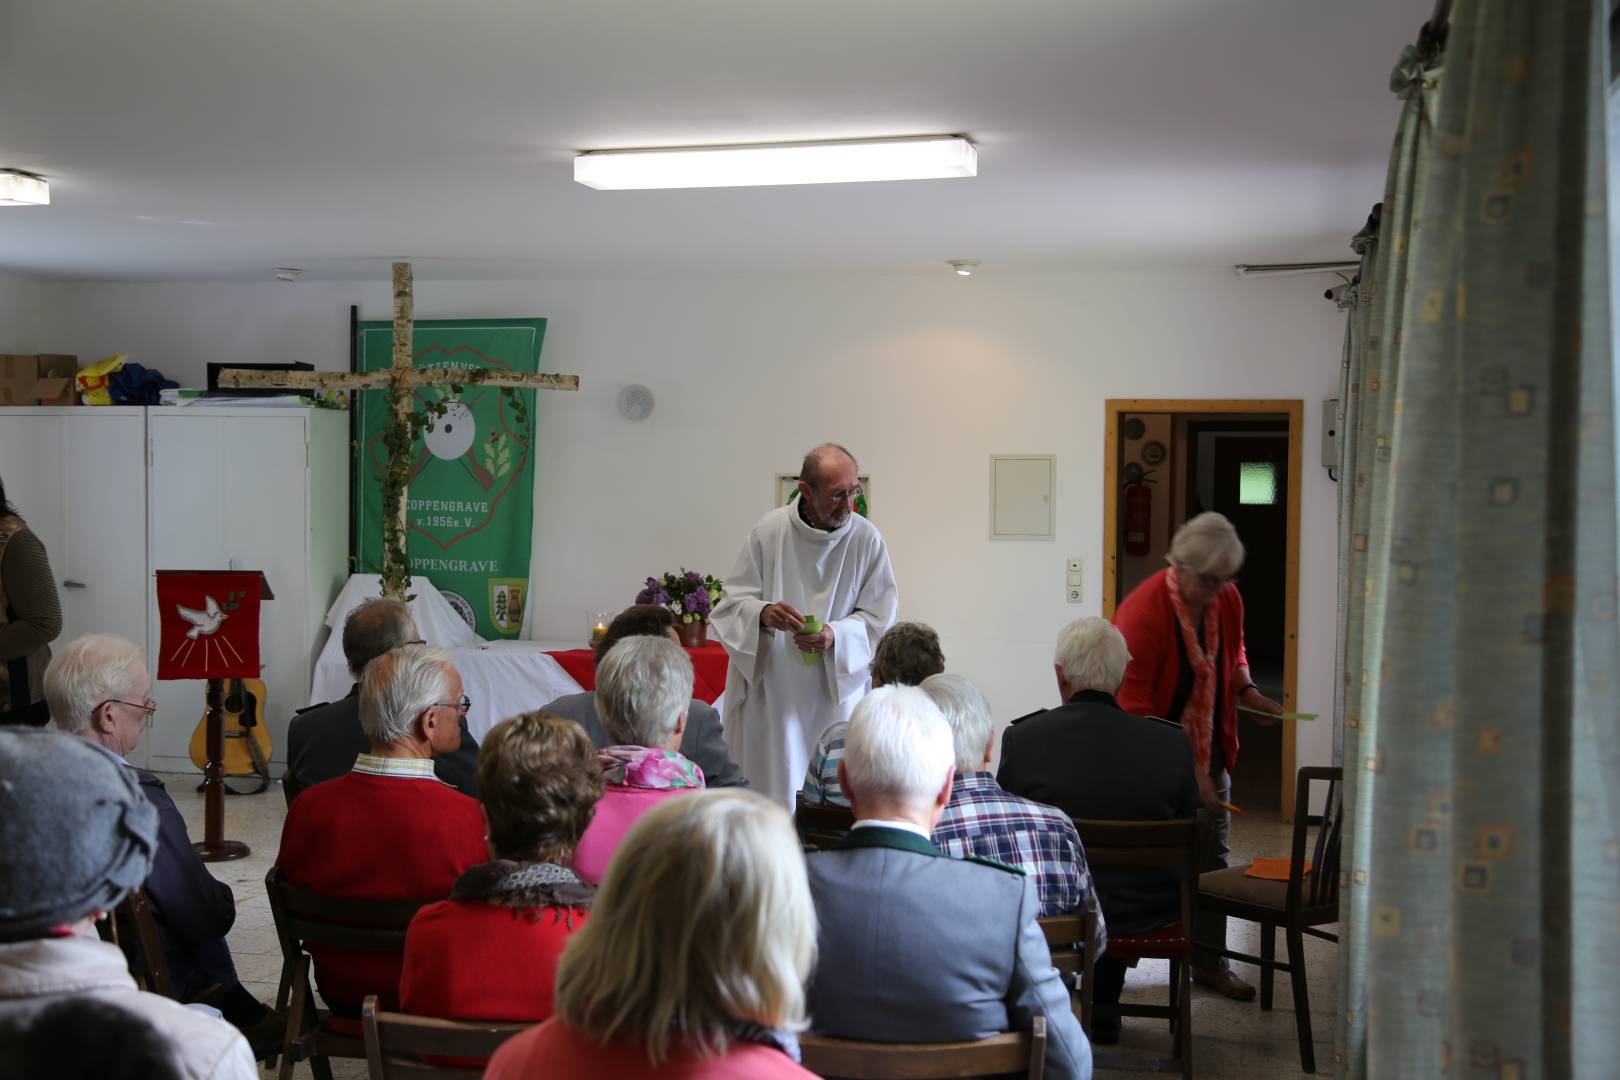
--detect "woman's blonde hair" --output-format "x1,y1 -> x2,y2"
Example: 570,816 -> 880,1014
1166,511 -> 1245,579
555,789 -> 815,1063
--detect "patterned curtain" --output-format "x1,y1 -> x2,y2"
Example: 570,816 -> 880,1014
1334,1 -> 1620,1076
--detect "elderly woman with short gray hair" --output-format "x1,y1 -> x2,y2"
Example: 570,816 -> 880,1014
1112,511 -> 1284,1001
570,635 -> 706,884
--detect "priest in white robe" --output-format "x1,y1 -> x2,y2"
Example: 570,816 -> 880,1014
711,444 -> 900,808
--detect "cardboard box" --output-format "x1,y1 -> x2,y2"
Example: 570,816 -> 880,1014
0,354 -> 78,405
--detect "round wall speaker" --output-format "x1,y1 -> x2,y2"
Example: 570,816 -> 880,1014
618,383 -> 655,421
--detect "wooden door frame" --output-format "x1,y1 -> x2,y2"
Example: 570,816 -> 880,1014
1102,399 -> 1305,821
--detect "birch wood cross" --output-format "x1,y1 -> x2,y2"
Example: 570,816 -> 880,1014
216,261 -> 579,599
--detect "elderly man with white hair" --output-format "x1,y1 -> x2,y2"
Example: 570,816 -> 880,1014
997,617 -> 1201,1045
276,644 -> 485,1019
570,635 -> 705,884
286,598 -> 481,803
805,686 -> 1091,1080
45,634 -> 281,1056
923,672 -> 1106,959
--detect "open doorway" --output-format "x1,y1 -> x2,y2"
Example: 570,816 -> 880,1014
1102,399 -> 1304,820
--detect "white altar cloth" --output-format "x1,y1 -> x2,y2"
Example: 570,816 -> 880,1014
308,575 -> 723,742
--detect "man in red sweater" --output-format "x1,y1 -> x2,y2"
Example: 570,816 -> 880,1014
276,644 -> 485,1018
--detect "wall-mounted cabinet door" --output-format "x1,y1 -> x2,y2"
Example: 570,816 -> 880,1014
147,412 -> 309,768
0,408 -> 148,726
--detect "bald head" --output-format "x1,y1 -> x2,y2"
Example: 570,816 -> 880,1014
800,443 -> 857,485
343,599 -> 419,679
797,443 -> 862,530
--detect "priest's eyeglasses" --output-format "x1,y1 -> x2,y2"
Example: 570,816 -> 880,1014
822,483 -> 863,503
433,695 -> 472,715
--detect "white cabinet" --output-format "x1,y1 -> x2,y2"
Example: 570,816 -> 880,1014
0,406 -> 347,771
145,408 -> 348,772
0,406 -> 149,670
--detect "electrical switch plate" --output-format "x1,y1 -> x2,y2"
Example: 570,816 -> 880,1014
1066,571 -> 1083,586
1066,586 -> 1082,603
1066,557 -> 1083,573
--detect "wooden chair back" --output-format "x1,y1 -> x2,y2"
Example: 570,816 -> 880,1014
799,1015 -> 1046,1079
360,996 -> 531,1079
97,888 -> 174,998
1070,815 -> 1202,934
1038,898 -> 1098,1030
264,866 -> 436,1079
1291,766 -> 1343,912
795,792 -> 856,850
267,866 -> 429,955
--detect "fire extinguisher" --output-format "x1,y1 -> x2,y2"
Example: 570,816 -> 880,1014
1123,472 -> 1156,556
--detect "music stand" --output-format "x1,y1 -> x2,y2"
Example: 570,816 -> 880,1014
154,569 -> 274,862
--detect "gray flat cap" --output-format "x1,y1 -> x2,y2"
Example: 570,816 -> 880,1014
0,729 -> 158,943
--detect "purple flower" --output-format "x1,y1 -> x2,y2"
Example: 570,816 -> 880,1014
645,577 -> 659,589
685,570 -> 702,583
693,592 -> 711,616
656,589 -> 671,605
683,593 -> 699,613
635,589 -> 652,605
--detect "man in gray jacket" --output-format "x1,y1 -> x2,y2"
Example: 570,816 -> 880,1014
804,686 -> 1091,1080
541,604 -> 747,787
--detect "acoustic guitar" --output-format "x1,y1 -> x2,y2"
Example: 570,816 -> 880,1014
189,677 -> 272,795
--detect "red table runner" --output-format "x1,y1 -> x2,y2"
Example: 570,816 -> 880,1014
546,641 -> 730,704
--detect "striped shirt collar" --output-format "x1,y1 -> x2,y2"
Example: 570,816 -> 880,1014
351,752 -> 441,781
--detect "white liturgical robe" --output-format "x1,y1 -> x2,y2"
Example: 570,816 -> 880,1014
710,503 -> 900,807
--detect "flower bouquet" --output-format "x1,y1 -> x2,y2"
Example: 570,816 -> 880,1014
636,570 -> 723,639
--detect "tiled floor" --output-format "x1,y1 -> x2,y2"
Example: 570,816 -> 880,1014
164,774 -> 1336,1080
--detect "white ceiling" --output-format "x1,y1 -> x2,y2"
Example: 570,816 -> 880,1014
0,0 -> 1419,281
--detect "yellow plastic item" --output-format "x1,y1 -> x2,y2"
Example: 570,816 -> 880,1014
76,354 -> 127,405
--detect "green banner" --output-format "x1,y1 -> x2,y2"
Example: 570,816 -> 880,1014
354,318 -> 546,638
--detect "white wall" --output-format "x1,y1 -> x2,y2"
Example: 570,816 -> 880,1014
35,270 -> 1344,770
0,273 -> 47,353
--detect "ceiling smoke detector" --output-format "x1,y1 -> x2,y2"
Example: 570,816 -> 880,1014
272,267 -> 303,282
947,259 -> 979,277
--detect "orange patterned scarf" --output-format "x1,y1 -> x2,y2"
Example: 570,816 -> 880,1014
1165,565 -> 1220,772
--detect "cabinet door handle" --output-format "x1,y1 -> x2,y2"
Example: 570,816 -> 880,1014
62,580 -> 88,589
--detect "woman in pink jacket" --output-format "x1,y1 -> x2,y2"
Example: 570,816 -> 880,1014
485,789 -> 817,1079
571,635 -> 705,883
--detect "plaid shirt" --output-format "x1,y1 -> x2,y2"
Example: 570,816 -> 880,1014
931,771 -> 1107,956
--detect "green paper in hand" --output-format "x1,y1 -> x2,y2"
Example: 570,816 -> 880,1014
1238,705 -> 1319,722
799,615 -> 823,666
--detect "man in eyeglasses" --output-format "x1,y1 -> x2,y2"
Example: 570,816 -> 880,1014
43,634 -> 284,1058
710,442 -> 900,809
276,644 -> 485,1022
286,598 -> 480,803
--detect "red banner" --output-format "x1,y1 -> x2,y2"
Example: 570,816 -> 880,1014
154,571 -> 265,681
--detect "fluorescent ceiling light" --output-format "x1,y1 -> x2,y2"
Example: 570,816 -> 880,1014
0,171 -> 49,206
574,136 -> 976,191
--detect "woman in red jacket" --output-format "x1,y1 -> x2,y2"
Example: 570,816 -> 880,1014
485,789 -> 818,1080
1112,512 -> 1283,1002
399,712 -> 601,1025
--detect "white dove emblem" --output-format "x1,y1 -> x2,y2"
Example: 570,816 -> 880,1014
176,596 -> 228,639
